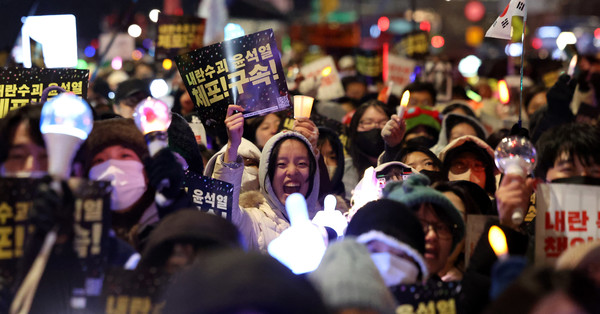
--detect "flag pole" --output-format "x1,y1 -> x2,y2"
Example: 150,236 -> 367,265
517,8 -> 527,128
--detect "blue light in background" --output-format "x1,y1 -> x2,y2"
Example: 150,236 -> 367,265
84,45 -> 95,58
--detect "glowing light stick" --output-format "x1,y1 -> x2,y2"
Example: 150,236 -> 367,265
321,66 -> 332,77
40,93 -> 93,179
293,95 -> 315,119
133,97 -> 172,157
348,167 -> 380,219
16,93 -> 93,314
494,135 -> 536,225
268,193 -> 326,274
488,225 -> 508,261
312,194 -> 348,238
398,90 -> 410,118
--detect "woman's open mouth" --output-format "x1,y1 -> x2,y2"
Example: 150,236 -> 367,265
283,182 -> 301,194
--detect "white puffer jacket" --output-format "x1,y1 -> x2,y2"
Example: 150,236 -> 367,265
211,131 -> 321,252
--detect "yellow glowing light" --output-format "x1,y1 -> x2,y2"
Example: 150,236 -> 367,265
162,58 -> 173,70
321,66 -> 332,77
498,80 -> 510,104
488,226 -> 508,259
400,90 -> 410,107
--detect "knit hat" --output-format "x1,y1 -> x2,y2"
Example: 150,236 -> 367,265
346,199 -> 429,280
383,174 -> 465,250
139,209 -> 243,268
83,118 -> 148,173
404,106 -> 442,133
309,239 -> 397,314
164,249 -> 329,314
167,112 -> 204,174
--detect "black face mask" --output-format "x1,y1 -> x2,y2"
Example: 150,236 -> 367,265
404,136 -> 437,149
551,176 -> 600,186
355,129 -> 385,158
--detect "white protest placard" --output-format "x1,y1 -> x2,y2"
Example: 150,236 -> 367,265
99,33 -> 136,61
535,183 -> 600,266
387,54 -> 416,96
300,56 -> 345,100
464,214 -> 496,267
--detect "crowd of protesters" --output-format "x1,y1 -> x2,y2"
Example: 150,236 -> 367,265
2,46 -> 600,314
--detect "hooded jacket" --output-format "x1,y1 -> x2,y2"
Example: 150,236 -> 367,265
211,131 -> 321,252
430,113 -> 488,156
204,137 -> 262,194
438,135 -> 499,195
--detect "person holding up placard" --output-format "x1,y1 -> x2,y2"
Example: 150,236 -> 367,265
213,105 -> 321,252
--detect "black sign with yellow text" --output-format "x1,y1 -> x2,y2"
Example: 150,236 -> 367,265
175,29 -> 290,130
0,68 -> 88,118
156,14 -> 205,61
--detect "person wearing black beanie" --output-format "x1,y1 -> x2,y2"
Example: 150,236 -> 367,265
346,199 -> 429,287
164,250 -> 329,314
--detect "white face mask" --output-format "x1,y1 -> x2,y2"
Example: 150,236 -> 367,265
371,252 -> 420,286
327,165 -> 337,180
448,169 -> 472,182
89,160 -> 147,211
241,165 -> 260,193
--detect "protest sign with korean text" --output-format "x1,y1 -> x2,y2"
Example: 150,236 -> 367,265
0,178 -> 37,297
185,171 -> 233,221
387,54 -> 416,96
395,31 -> 430,59
356,49 -> 382,79
300,56 -> 344,100
101,268 -> 168,314
175,29 -> 291,129
392,281 -> 461,314
155,14 -> 205,61
0,68 -> 89,118
535,183 -> 600,266
0,178 -> 111,307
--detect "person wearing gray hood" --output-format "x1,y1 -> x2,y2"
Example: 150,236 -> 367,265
211,105 -> 321,252
430,113 -> 488,156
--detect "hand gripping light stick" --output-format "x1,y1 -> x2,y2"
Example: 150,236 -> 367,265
494,136 -> 536,225
12,93 -> 93,314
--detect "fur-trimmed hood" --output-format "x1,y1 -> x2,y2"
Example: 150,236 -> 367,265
260,131 -> 321,219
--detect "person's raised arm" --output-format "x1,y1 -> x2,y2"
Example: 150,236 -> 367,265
225,104 -> 245,163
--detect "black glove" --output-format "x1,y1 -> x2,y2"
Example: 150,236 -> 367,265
546,74 -> 577,113
30,177 -> 74,236
144,149 -> 184,200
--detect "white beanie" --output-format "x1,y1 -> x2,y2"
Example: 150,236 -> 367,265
309,238 -> 397,314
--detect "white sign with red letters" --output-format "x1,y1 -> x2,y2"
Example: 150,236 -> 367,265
535,183 -> 600,266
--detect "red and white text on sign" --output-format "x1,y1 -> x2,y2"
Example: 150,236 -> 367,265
535,183 -> 600,265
